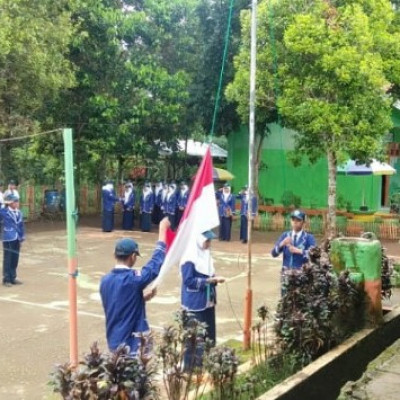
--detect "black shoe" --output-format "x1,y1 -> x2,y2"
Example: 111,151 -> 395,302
3,282 -> 12,287
12,279 -> 23,285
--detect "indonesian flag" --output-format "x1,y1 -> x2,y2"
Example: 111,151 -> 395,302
152,147 -> 219,287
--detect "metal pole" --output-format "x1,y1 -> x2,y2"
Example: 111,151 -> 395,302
63,128 -> 79,366
243,0 -> 257,350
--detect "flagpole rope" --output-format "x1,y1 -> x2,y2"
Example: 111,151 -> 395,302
0,128 -> 63,143
208,0 -> 235,143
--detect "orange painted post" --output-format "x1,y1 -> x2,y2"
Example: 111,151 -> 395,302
63,128 -> 79,366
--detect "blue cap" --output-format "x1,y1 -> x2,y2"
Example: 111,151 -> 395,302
223,182 -> 230,188
4,194 -> 19,203
290,210 -> 305,221
115,238 -> 140,257
202,230 -> 217,240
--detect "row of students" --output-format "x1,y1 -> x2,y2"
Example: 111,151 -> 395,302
101,180 -> 190,233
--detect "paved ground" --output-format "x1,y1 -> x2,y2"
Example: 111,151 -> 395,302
1,216 -> 399,400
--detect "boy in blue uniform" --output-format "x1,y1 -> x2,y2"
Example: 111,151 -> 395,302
271,210 -> 316,292
216,183 -> 236,241
121,182 -> 135,230
140,182 -> 154,232
100,217 -> 170,353
102,181 -> 118,232
1,194 -> 25,287
237,185 -> 258,243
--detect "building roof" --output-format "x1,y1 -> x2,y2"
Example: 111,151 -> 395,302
158,139 -> 227,158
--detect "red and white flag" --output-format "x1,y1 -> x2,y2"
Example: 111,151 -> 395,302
152,147 -> 219,287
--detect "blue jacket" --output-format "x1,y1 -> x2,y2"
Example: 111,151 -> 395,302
177,190 -> 189,209
181,261 -> 216,312
100,241 -> 166,351
0,207 -> 25,242
216,192 -> 236,218
238,194 -> 258,217
164,193 -> 177,215
271,230 -> 316,269
102,189 -> 118,212
140,192 -> 154,214
121,192 -> 135,211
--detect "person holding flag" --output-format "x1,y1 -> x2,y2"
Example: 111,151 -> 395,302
180,230 -> 225,370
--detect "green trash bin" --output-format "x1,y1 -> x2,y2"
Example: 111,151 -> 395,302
330,235 -> 383,325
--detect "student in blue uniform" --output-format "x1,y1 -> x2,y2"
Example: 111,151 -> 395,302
238,185 -> 258,244
102,180 -> 118,232
271,210 -> 316,293
100,217 -> 170,354
140,182 -> 154,232
216,183 -> 236,241
180,230 -> 225,371
152,181 -> 163,225
164,182 -> 178,230
121,182 -> 135,230
1,194 -> 25,287
176,181 -> 189,227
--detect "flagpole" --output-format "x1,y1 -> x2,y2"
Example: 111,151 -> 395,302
63,128 -> 79,366
243,0 -> 257,350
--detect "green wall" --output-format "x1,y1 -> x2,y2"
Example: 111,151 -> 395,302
228,125 -> 381,211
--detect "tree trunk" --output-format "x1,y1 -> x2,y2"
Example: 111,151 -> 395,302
326,149 -> 337,239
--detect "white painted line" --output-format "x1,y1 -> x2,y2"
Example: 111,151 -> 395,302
0,296 -> 164,331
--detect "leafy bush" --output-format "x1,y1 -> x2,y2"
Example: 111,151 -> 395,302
50,341 -> 158,399
275,244 -> 365,366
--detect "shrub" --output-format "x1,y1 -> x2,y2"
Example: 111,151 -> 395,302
50,341 -> 158,399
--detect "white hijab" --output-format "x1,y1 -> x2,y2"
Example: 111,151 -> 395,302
222,187 -> 231,202
102,183 -> 114,191
155,183 -> 163,197
180,185 -> 188,196
180,234 -> 215,276
167,185 -> 176,200
143,186 -> 152,198
124,185 -> 133,203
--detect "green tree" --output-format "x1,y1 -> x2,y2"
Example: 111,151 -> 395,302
0,0 -> 75,178
227,0 -> 400,236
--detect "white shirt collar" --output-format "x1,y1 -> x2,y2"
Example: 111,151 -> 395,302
114,264 -> 130,270
291,230 -> 303,239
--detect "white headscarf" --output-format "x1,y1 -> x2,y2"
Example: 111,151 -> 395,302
180,184 -> 188,196
167,184 -> 176,200
161,185 -> 168,201
222,186 -> 231,202
124,184 -> 133,203
155,182 -> 163,197
143,186 -> 152,198
180,234 -> 215,276
102,183 -> 114,191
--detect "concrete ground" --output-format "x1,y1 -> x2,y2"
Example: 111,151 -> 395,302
0,216 -> 399,400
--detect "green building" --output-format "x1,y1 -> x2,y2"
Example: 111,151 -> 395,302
227,106 -> 400,212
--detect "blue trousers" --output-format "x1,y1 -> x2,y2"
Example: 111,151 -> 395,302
102,210 -> 114,232
3,240 -> 20,284
122,210 -> 134,230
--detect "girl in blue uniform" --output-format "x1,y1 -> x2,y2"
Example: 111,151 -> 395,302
176,181 -> 189,227
237,185 -> 258,243
216,183 -> 236,241
102,181 -> 118,232
121,182 -> 135,230
164,182 -> 178,230
180,230 -> 225,371
140,182 -> 154,232
152,181 -> 163,224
